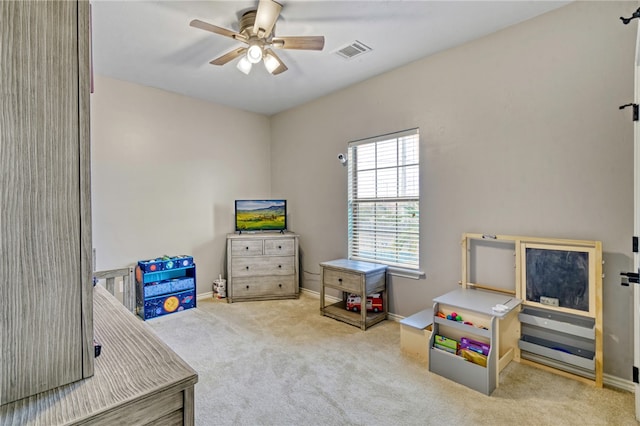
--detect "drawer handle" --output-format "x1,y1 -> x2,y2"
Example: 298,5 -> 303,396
246,266 -> 249,270
245,246 -> 249,250
278,265 -> 282,268
278,245 -> 282,249
338,278 -> 342,282
246,285 -> 250,289
278,283 -> 282,288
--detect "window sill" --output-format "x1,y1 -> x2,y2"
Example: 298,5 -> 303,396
348,256 -> 424,279
387,267 -> 425,280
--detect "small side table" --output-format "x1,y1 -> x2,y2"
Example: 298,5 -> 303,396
319,259 -> 388,330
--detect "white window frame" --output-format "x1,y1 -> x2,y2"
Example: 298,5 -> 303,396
347,128 -> 421,274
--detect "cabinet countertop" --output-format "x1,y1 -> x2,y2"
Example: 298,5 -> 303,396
0,285 -> 198,425
319,259 -> 388,274
227,231 -> 299,239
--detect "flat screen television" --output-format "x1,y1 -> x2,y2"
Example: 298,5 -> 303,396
235,199 -> 287,232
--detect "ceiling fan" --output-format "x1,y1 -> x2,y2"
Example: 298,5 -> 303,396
190,0 -> 325,76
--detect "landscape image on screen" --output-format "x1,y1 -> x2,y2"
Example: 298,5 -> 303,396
236,200 -> 286,231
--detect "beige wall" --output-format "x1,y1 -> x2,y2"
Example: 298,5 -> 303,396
90,75 -> 271,294
90,1 -> 636,382
271,1 -> 635,380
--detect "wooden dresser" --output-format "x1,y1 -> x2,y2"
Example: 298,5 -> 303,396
226,232 -> 299,302
0,285 -> 198,425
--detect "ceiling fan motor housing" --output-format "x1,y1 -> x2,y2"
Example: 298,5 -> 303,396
240,10 -> 264,38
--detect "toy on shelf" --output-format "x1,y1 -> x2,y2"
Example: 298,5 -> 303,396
460,337 -> 490,356
346,293 -> 383,313
446,311 -> 463,321
438,310 -> 488,330
434,334 -> 458,354
460,348 -> 488,367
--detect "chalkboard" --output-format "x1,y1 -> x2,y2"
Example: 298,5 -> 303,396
525,247 -> 590,312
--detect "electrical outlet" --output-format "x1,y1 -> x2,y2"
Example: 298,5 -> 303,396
540,296 -> 559,307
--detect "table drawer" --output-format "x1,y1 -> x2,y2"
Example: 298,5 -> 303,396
232,256 -> 295,277
323,268 -> 361,293
231,240 -> 263,257
264,239 -> 295,256
232,276 -> 296,297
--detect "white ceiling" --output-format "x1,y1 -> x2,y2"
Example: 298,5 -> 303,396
91,0 -> 570,116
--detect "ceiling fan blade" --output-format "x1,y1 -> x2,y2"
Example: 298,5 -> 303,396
264,48 -> 288,75
253,0 -> 282,38
271,36 -> 325,51
210,47 -> 247,66
190,19 -> 247,43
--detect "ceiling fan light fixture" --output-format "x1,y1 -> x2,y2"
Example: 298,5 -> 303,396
264,53 -> 280,74
246,44 -> 263,64
191,0 -> 325,77
237,56 -> 252,74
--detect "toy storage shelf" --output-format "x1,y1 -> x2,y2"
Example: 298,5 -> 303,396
136,260 -> 197,320
428,288 -> 521,395
320,259 -> 387,330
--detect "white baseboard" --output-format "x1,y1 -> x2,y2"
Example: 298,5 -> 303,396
197,291 -> 213,301
604,373 -> 634,393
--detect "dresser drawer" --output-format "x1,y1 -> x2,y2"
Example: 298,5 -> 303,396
232,276 -> 296,297
264,239 -> 295,256
232,256 -> 295,277
323,268 -> 361,293
231,240 -> 263,257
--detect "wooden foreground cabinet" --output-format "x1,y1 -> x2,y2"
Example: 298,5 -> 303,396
0,0 -> 94,404
0,286 -> 198,425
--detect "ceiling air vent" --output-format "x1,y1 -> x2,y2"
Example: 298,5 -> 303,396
335,41 -> 372,60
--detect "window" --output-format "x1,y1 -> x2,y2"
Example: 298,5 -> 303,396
348,128 -> 420,269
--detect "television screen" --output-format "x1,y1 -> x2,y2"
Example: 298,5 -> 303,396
235,200 -> 287,232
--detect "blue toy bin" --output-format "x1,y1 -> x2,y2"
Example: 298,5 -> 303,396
140,289 -> 196,320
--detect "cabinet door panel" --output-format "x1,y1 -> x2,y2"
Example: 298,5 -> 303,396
0,1 -> 85,404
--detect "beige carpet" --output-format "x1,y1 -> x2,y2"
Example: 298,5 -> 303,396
148,293 -> 636,426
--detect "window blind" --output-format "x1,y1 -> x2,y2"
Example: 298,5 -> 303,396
348,128 -> 420,269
